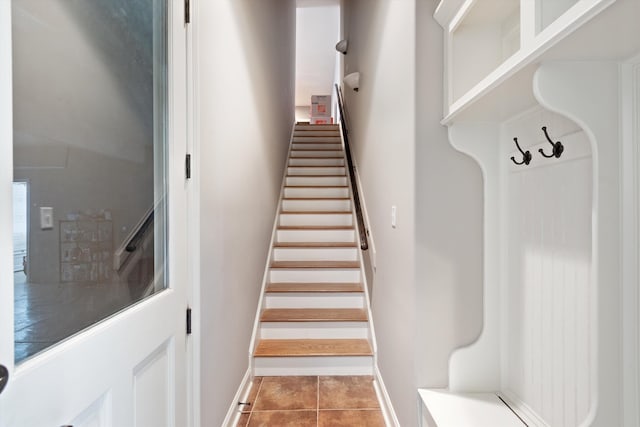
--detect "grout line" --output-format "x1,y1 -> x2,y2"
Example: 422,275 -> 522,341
246,377 -> 264,427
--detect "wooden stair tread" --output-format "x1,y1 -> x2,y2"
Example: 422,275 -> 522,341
273,241 -> 357,248
277,225 -> 354,230
292,148 -> 342,152
289,156 -> 343,159
283,197 -> 350,200
261,308 -> 368,322
293,139 -> 342,144
288,165 -> 345,168
271,260 -> 360,269
266,282 -> 363,293
286,174 -> 346,178
280,210 -> 352,214
254,339 -> 372,357
293,135 -> 340,137
284,185 -> 348,189
292,140 -> 341,143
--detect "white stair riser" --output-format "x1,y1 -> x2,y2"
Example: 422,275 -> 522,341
291,150 -> 343,158
253,356 -> 374,376
269,268 -> 361,283
287,167 -> 346,175
288,158 -> 344,166
259,322 -> 369,339
272,247 -> 358,261
264,293 -> 364,309
293,137 -> 341,143
276,228 -> 355,242
281,199 -> 351,211
292,143 -> 342,150
293,130 -> 340,137
294,125 -> 338,129
279,213 -> 353,227
284,187 -> 349,198
286,176 -> 347,186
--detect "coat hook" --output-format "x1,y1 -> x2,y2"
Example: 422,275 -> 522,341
511,137 -> 531,165
539,126 -> 564,158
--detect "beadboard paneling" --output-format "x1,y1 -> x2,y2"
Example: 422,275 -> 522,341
504,118 -> 593,426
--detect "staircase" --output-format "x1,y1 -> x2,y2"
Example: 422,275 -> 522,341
250,123 -> 376,376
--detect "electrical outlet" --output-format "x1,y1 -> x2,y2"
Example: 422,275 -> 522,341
40,207 -> 53,230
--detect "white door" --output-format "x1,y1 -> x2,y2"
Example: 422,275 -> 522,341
0,0 -> 191,426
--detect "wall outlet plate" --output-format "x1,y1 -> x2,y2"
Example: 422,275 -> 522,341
40,207 -> 53,229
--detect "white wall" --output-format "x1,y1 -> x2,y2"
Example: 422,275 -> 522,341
196,0 -> 295,425
414,0 -> 484,391
343,1 -> 484,425
295,2 -> 340,109
343,1 -> 417,425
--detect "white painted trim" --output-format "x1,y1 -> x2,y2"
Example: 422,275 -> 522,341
498,390 -> 550,427
447,123 -> 502,392
186,0 -> 200,424
620,57 -> 640,427
222,369 -> 251,427
433,0 -> 467,28
636,59 -> 640,427
374,365 -> 400,427
0,0 -> 14,372
247,121 -> 297,364
448,0 -> 475,33
338,125 -> 377,356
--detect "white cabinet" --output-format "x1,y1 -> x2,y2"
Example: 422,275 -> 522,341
432,0 -> 640,425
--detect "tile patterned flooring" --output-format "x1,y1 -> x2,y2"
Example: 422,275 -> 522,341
14,271 -> 155,363
236,376 -> 386,427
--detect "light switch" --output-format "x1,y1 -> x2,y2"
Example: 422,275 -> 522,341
391,205 -> 397,228
40,207 -> 53,230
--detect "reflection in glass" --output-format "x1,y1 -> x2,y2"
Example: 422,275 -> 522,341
12,0 -> 167,363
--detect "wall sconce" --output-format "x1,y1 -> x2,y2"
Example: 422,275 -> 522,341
344,72 -> 360,92
335,39 -> 348,55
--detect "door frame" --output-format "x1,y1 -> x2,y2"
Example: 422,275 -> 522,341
0,0 -> 15,377
0,0 -> 198,425
185,0 -> 202,423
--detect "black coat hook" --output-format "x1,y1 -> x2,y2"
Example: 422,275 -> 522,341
511,137 -> 531,165
539,126 -> 564,158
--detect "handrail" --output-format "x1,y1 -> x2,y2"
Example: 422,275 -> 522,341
334,83 -> 369,251
125,210 -> 154,253
113,206 -> 155,271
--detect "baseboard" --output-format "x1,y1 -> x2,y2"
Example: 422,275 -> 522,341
374,365 -> 400,427
222,368 -> 252,427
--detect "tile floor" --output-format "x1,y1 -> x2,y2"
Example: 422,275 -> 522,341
14,264 -> 155,363
236,376 -> 386,427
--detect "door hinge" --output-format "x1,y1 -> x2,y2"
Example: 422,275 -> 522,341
185,154 -> 191,179
186,307 -> 192,335
185,0 -> 191,24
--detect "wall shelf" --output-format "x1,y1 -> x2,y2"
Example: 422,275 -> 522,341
436,0 -> 636,125
60,219 -> 113,283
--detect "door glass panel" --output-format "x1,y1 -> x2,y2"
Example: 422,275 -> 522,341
12,0 -> 167,363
